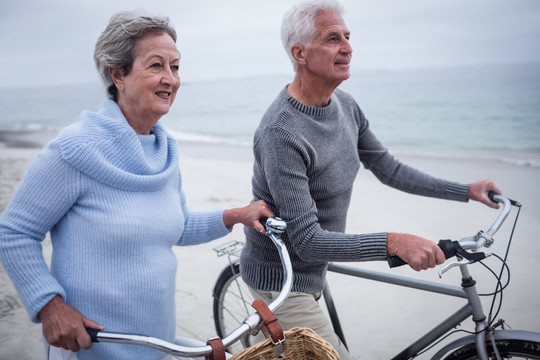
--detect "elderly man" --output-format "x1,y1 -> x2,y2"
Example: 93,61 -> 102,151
240,0 -> 501,358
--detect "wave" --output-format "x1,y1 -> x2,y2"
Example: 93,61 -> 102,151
2,125 -> 538,168
391,148 -> 540,168
166,129 -> 252,148
167,128 -> 540,168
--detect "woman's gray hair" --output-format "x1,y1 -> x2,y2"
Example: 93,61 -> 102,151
94,10 -> 179,101
281,0 -> 345,71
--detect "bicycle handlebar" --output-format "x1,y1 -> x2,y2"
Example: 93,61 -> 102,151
388,192 -> 518,269
85,217 -> 292,358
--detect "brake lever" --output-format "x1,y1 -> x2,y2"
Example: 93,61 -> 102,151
438,252 -> 491,278
439,258 -> 473,277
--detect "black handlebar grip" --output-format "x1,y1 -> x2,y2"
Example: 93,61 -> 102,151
388,239 -> 457,268
488,191 -> 500,204
489,191 -> 520,207
86,328 -> 100,342
438,239 -> 457,259
387,254 -> 408,268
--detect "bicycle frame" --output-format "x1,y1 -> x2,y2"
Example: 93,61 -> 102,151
332,254 -> 538,358
322,194 -> 540,359
325,261 -> 474,359
324,260 -> 540,359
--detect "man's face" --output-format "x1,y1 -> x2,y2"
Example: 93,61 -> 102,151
303,11 -> 352,86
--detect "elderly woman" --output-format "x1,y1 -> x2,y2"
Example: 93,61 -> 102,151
0,11 -> 273,360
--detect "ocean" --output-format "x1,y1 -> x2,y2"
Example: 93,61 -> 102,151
1,62 -> 539,167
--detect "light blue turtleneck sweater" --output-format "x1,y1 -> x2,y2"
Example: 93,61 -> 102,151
0,99 -> 230,359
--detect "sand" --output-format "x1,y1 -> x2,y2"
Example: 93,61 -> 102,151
1,136 -> 539,360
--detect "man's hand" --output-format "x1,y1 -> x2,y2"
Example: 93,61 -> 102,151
469,179 -> 502,209
387,233 -> 446,271
39,295 -> 104,352
223,200 -> 275,234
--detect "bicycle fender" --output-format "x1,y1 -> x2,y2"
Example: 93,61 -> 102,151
430,330 -> 540,360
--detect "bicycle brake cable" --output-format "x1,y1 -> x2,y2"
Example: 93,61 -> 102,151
478,255 -> 510,297
486,201 -> 522,327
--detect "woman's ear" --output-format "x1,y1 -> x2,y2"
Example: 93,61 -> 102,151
291,44 -> 307,65
109,68 -> 125,91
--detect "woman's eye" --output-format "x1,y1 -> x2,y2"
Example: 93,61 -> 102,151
151,63 -> 161,68
171,65 -> 179,72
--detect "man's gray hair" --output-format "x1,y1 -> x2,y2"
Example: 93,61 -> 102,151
94,10 -> 179,101
281,0 -> 345,71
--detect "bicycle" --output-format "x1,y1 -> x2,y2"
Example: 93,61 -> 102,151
212,192 -> 540,359
85,217 -> 292,359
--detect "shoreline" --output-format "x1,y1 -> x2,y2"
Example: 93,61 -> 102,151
1,127 -> 539,169
1,133 -> 539,359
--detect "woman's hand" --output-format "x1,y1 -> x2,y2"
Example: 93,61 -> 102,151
39,295 -> 104,352
223,200 -> 275,233
468,179 -> 502,209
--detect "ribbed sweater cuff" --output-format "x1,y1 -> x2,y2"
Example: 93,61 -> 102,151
446,182 -> 470,202
1,247 -> 66,323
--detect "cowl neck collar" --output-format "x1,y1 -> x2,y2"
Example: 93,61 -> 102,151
58,99 -> 178,191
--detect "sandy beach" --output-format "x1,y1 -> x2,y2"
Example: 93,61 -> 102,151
1,134 -> 539,360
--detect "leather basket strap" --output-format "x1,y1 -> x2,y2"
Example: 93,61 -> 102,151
205,337 -> 226,360
251,299 -> 285,345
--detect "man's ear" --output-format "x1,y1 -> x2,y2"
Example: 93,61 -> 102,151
290,44 -> 307,65
109,68 -> 125,91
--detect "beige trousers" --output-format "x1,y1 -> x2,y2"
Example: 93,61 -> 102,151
248,286 -> 351,360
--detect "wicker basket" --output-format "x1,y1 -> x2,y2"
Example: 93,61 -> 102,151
230,327 -> 340,360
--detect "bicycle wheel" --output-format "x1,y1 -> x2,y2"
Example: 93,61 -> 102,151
442,339 -> 540,359
212,262 -> 254,354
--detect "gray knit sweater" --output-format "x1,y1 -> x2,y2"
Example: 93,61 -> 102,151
240,87 -> 470,293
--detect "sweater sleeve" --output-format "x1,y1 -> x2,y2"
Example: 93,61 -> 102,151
175,169 -> 230,246
255,127 -> 388,263
0,143 -> 76,322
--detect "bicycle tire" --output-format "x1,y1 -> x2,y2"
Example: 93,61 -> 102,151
212,262 -> 254,354
442,339 -> 540,359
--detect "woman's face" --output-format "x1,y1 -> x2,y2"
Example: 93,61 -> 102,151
112,31 -> 180,134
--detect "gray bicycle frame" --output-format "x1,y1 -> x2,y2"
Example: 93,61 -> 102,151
325,262 -> 480,359
323,195 -> 540,360
324,262 -> 540,360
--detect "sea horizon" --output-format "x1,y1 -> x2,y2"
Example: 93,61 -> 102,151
1,62 -> 539,167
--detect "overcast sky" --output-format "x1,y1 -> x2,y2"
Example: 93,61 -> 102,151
1,0 -> 539,88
